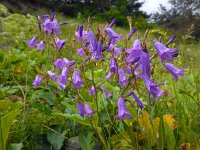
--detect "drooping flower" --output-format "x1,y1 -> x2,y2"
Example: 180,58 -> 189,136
132,92 -> 144,109
27,36 -> 37,48
141,75 -> 163,100
73,70 -> 84,90
107,18 -> 116,28
105,27 -> 121,44
106,57 -> 118,79
109,44 -> 121,56
99,86 -> 112,99
43,18 -> 60,35
89,86 -> 96,96
127,27 -> 137,40
164,63 -> 185,81
87,30 -> 97,52
166,35 -> 176,46
126,39 -> 143,63
154,41 -> 177,62
77,101 -> 85,117
92,40 -> 102,61
55,38 -> 65,51
77,48 -> 85,57
56,75 -> 67,90
47,71 -> 58,80
115,97 -> 132,121
126,66 -> 132,75
118,68 -> 128,87
61,67 -> 70,79
85,103 -> 94,117
32,74 -> 42,86
75,25 -> 88,42
36,41 -> 44,51
63,58 -> 75,67
53,58 -> 65,69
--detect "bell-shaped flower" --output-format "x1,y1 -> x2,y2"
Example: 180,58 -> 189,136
43,18 -> 60,35
108,44 -> 121,56
27,36 -> 37,48
63,58 -> 75,68
127,27 -> 137,40
87,30 -> 97,52
32,74 -> 42,86
154,41 -> 177,62
164,63 -> 185,81
56,75 -> 67,90
118,68 -> 128,87
85,103 -> 94,117
77,48 -> 85,57
47,71 -> 58,80
53,58 -> 65,69
141,75 -> 163,100
115,97 -> 132,121
132,92 -> 144,109
89,86 -> 96,96
77,101 -> 85,117
99,86 -> 112,99
73,70 -> 84,90
55,38 -> 65,51
75,25 -> 88,42
92,41 -> 102,61
126,39 -> 143,63
105,27 -> 121,44
36,41 -> 44,51
166,35 -> 176,46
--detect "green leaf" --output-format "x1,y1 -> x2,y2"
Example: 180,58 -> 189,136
9,143 -> 23,150
158,116 -> 165,150
47,127 -> 66,150
0,109 -> 21,150
53,113 -> 91,126
79,132 -> 95,150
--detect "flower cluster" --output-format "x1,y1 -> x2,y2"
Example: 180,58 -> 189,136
31,15 -> 185,121
27,13 -> 67,51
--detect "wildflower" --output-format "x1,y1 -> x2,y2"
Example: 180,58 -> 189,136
43,18 -> 60,35
61,67 -> 70,79
115,97 -> 132,121
108,18 -> 116,28
55,38 -> 65,51
89,86 -> 96,96
77,101 -> 85,117
73,70 -> 84,90
36,41 -> 44,51
110,57 -> 117,73
141,75 -> 163,100
27,36 -> 37,48
47,71 -> 58,80
109,44 -> 121,56
126,66 -> 132,75
92,40 -> 102,61
126,39 -> 143,63
77,48 -> 85,57
32,74 -> 42,86
53,58 -> 65,69
63,58 -> 75,67
166,35 -> 176,46
132,92 -> 144,109
127,27 -> 137,40
154,41 -> 177,62
99,86 -> 112,99
105,27 -> 121,44
75,25 -> 88,42
164,63 -> 185,81
85,103 -> 94,117
56,75 -> 67,90
87,30 -> 97,52
118,68 -> 128,87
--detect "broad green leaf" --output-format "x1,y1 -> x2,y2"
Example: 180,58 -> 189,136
9,143 -> 23,150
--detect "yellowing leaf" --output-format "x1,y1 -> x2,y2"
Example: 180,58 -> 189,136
163,114 -> 177,129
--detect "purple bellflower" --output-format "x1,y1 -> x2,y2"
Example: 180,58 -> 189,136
63,58 -> 75,68
87,30 -> 97,52
127,27 -> 137,40
77,101 -> 85,117
115,97 -> 132,121
55,38 -> 65,51
32,74 -> 42,86
27,36 -> 37,48
92,40 -> 103,61
47,71 -> 58,80
109,44 -> 121,56
56,75 -> 67,90
53,58 -> 65,69
154,41 -> 178,62
166,35 -> 176,46
164,63 -> 185,81
106,57 -> 117,79
77,48 -> 85,57
118,68 -> 128,87
89,86 -> 96,96
99,86 -> 112,99
73,70 -> 84,90
75,25 -> 88,42
85,103 -> 94,117
141,75 -> 163,100
108,18 -> 116,28
36,41 -> 44,51
105,27 -> 121,44
126,39 -> 143,63
43,18 -> 60,35
132,92 -> 144,109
